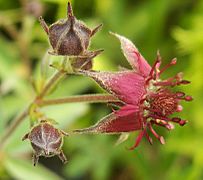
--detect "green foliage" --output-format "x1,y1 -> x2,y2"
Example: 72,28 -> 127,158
0,0 -> 203,179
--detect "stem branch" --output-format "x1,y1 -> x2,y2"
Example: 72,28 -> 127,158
37,70 -> 65,99
0,69 -> 66,149
0,106 -> 29,149
38,94 -> 119,106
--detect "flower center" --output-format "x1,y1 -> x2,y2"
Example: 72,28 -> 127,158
150,92 -> 178,116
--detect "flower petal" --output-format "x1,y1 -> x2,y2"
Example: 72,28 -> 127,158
111,32 -> 151,77
82,71 -> 146,105
73,105 -> 142,134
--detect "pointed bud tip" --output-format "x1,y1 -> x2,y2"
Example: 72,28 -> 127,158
109,31 -> 120,39
109,31 -> 115,35
67,1 -> 73,17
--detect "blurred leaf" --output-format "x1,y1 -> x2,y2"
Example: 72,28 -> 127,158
5,156 -> 62,180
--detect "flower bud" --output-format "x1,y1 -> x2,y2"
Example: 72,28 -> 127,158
39,2 -> 102,56
22,121 -> 68,166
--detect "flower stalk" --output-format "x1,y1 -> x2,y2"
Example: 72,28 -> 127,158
0,106 -> 30,149
0,92 -> 119,149
37,94 -> 119,106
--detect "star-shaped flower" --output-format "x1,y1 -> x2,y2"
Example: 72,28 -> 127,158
73,33 -> 192,149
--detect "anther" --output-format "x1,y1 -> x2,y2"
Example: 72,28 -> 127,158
145,131 -> 153,145
148,123 -> 164,144
179,80 -> 191,85
146,51 -> 162,83
176,105 -> 183,112
184,96 -> 193,101
128,130 -> 145,150
165,123 -> 175,130
159,136 -> 165,145
171,117 -> 181,123
159,58 -> 177,75
175,92 -> 185,98
179,120 -> 188,126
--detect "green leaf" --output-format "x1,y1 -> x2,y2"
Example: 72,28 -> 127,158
5,156 -> 62,180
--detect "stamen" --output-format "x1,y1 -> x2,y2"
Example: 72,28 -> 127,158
159,136 -> 166,145
179,80 -> 190,85
154,79 -> 190,87
149,114 -> 170,121
150,120 -> 173,130
177,95 -> 193,101
176,72 -> 183,80
148,123 -> 165,144
144,131 -> 153,145
171,117 -> 188,126
159,58 -> 177,75
128,130 -> 145,150
146,51 -> 161,84
179,120 -> 188,126
176,105 -> 183,112
175,92 -> 185,98
153,81 -> 176,87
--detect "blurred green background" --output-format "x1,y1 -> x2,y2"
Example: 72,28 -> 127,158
0,0 -> 203,179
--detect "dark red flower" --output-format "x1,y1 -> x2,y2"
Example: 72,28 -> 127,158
73,33 -> 192,149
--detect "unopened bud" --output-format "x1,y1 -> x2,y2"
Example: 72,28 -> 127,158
22,121 -> 68,166
39,2 -> 102,56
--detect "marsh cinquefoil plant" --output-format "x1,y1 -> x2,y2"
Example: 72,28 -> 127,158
0,2 -> 192,165
74,33 -> 193,149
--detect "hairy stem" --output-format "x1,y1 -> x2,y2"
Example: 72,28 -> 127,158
0,106 -> 29,149
0,69 -> 66,149
37,70 -> 66,99
37,94 -> 120,106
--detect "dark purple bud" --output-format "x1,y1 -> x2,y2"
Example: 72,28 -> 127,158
22,121 -> 68,166
39,2 -> 102,56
